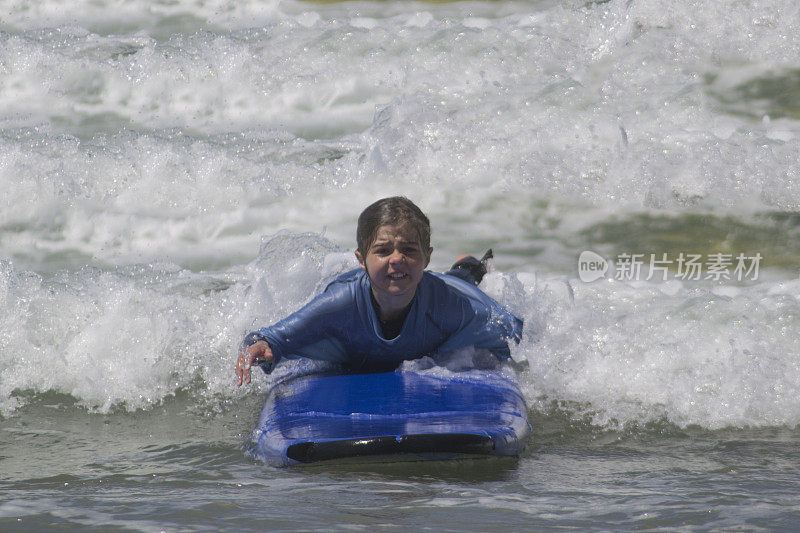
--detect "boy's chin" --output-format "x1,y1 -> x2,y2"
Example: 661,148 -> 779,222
383,280 -> 419,295
384,284 -> 411,294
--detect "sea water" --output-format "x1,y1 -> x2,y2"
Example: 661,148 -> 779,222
2,0 -> 800,530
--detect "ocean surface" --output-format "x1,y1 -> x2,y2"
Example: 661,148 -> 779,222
2,0 -> 800,530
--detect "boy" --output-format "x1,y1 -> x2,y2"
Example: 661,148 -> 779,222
235,196 -> 522,385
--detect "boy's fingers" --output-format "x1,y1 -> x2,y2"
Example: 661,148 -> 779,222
236,342 -> 269,386
235,352 -> 249,386
244,350 -> 255,383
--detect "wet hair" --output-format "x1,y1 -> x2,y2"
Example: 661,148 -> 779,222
356,197 -> 431,256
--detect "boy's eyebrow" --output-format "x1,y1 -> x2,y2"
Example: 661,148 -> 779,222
370,238 -> 421,247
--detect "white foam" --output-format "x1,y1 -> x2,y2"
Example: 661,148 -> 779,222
1,2 -> 798,215
0,259 -> 256,415
524,274 -> 800,429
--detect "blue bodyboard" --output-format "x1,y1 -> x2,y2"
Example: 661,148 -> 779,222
251,369 -> 531,466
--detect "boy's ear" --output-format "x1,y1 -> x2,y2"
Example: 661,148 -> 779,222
355,250 -> 366,270
424,247 -> 433,268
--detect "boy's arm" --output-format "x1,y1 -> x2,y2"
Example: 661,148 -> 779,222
439,303 -> 523,361
235,278 -> 357,383
432,274 -> 524,360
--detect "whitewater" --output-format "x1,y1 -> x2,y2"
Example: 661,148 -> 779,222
2,0 -> 800,530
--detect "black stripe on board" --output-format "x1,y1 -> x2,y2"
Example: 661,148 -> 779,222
286,433 -> 495,463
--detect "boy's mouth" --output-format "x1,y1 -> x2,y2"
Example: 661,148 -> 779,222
388,272 -> 407,280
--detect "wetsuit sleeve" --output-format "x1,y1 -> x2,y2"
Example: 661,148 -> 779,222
432,274 -> 523,360
244,284 -> 353,370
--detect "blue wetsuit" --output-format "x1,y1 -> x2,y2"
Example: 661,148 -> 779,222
244,268 -> 523,372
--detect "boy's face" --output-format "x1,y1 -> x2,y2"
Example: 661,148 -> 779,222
355,224 -> 432,305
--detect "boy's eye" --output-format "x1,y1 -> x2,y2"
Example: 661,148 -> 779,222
371,244 -> 420,256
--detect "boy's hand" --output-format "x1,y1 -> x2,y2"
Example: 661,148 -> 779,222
235,340 -> 273,386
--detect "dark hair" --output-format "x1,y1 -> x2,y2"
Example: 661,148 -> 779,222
357,197 -> 431,255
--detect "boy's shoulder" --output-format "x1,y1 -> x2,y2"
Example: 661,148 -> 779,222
422,271 -> 486,302
424,269 -> 474,289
